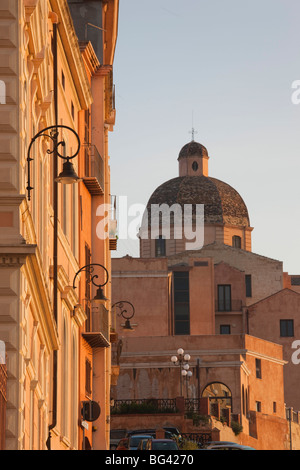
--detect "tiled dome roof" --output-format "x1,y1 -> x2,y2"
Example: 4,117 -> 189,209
146,175 -> 250,227
178,141 -> 208,160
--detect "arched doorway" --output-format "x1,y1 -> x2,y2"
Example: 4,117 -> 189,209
202,382 -> 232,412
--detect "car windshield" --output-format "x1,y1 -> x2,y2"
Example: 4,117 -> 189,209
130,436 -> 150,447
152,441 -> 178,450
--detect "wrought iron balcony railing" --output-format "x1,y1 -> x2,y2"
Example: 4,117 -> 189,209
82,304 -> 110,348
111,398 -> 177,415
82,144 -> 104,195
215,299 -> 243,312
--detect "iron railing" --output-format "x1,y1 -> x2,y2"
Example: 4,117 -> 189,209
111,398 -> 178,414
215,299 -> 243,312
185,398 -> 200,413
92,304 -> 109,341
181,432 -> 212,447
82,144 -> 104,194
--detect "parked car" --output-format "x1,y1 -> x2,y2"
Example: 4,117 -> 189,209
137,438 -> 150,450
205,441 -> 238,447
206,443 -> 256,450
126,428 -> 176,439
116,438 -> 129,450
110,429 -> 127,450
145,439 -> 179,451
128,434 -> 153,450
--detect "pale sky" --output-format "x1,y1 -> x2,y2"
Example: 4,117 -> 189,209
109,0 -> 300,275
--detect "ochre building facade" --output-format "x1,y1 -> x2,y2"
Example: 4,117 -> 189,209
0,0 -> 119,450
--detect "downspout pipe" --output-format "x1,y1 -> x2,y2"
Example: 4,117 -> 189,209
47,12 -> 59,450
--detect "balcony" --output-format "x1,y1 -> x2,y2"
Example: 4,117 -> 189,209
82,304 -> 110,348
215,299 -> 243,313
109,195 -> 118,250
82,144 -> 104,195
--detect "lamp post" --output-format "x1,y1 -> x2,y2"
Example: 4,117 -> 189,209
112,301 -> 135,331
182,370 -> 193,398
171,348 -> 191,397
73,263 -> 109,304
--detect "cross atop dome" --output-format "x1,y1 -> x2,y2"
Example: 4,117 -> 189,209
189,127 -> 198,142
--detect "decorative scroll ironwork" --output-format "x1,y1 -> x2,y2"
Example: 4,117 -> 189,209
185,398 -> 200,413
180,432 -> 212,447
26,124 -> 81,200
111,398 -> 177,414
73,263 -> 109,291
112,301 -> 135,321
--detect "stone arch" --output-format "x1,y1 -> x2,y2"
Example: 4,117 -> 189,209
201,381 -> 233,411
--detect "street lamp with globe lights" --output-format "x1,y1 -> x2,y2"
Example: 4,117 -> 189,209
170,348 -> 191,396
182,369 -> 193,398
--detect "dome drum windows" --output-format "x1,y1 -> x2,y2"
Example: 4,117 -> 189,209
192,161 -> 198,172
155,235 -> 166,257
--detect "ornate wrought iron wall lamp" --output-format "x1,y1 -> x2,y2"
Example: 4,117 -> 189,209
73,263 -> 109,304
26,124 -> 81,201
112,301 -> 135,330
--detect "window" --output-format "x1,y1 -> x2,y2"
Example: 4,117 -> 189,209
280,320 -> 294,337
273,402 -> 277,413
84,109 -> 90,144
155,235 -> 166,257
62,70 -> 65,90
217,285 -> 231,311
220,325 -> 231,335
85,245 -> 91,332
245,274 -> 252,297
242,385 -> 245,415
256,401 -> 261,412
71,101 -> 75,120
232,235 -> 241,248
192,161 -> 198,172
255,358 -> 262,379
85,359 -> 92,396
173,271 -> 190,335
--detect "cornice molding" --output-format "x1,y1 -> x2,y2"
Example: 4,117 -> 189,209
94,65 -> 112,77
80,41 -> 100,76
49,0 -> 93,110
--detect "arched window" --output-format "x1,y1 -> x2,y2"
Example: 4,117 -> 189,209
155,235 -> 166,257
202,382 -> 232,411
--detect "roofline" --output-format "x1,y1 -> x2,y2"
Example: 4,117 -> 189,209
166,241 -> 283,265
247,288 -> 300,310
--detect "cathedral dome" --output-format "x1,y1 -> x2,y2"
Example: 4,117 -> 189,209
146,175 -> 250,227
139,140 -> 253,257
